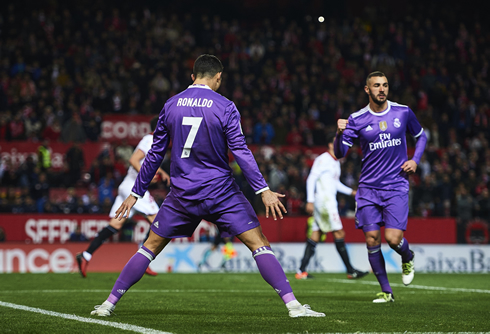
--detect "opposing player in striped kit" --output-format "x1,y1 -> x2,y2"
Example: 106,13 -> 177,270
334,71 -> 427,303
90,54 -> 324,318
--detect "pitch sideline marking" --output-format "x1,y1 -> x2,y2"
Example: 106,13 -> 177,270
324,278 -> 490,294
0,301 -> 173,334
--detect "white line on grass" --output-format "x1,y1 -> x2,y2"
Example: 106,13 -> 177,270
0,301 -> 173,334
324,278 -> 490,294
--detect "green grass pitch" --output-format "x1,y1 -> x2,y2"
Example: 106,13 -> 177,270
1,272 -> 489,333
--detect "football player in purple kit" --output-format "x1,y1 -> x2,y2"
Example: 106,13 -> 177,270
334,71 -> 427,303
89,54 -> 325,318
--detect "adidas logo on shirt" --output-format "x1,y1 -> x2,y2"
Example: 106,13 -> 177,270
366,125 -> 373,131
154,221 -> 159,228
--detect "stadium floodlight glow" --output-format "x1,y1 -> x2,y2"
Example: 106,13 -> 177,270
318,16 -> 325,23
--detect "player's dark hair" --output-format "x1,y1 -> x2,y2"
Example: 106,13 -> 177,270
150,116 -> 158,132
366,71 -> 386,85
326,132 -> 336,145
193,54 -> 224,79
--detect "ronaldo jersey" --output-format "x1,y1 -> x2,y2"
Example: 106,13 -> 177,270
132,84 -> 268,200
335,100 -> 424,191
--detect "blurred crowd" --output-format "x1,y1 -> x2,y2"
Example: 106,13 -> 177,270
0,2 -> 490,231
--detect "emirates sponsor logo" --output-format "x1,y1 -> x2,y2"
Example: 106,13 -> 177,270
369,133 -> 402,151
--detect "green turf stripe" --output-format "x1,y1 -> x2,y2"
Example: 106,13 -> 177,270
0,289 -> 373,294
0,301 -> 172,334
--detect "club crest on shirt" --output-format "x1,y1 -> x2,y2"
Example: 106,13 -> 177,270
394,118 -> 401,128
379,121 -> 388,131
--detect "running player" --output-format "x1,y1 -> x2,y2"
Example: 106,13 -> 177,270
334,71 -> 427,303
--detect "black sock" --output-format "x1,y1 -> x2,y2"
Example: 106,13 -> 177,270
335,238 -> 354,273
86,226 -> 119,255
299,239 -> 317,272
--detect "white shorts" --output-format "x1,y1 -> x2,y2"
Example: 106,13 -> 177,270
109,178 -> 160,218
312,200 -> 343,233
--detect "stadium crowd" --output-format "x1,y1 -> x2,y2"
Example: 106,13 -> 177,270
0,2 -> 489,237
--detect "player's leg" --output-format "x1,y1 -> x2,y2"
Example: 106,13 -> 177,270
332,229 -> 368,279
356,188 -> 393,302
91,230 -> 172,316
385,228 -> 414,285
296,222 -> 321,279
383,190 -> 415,285
76,216 -> 126,278
212,189 -> 324,317
365,228 -> 394,302
142,214 -> 158,276
236,226 -> 324,317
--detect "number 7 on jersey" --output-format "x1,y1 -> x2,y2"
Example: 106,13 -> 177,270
181,116 -> 203,158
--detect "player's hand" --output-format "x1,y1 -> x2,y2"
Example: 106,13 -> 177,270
351,189 -> 357,196
114,195 -> 138,221
158,169 -> 170,186
337,119 -> 348,134
401,160 -> 417,175
261,189 -> 287,220
150,174 -> 160,184
305,202 -> 314,215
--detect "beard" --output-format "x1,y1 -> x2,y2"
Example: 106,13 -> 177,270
369,90 -> 387,105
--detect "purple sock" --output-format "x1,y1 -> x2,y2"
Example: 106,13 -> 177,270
390,238 -> 413,263
253,246 -> 296,304
107,246 -> 155,305
367,245 -> 392,294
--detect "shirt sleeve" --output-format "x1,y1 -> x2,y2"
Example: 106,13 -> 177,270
131,106 -> 170,197
406,108 -> 424,138
306,157 -> 322,203
336,180 -> 353,195
334,116 -> 357,158
224,103 -> 268,193
406,108 -> 427,164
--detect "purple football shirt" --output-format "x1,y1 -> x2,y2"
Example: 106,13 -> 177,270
132,84 -> 268,200
334,101 -> 424,191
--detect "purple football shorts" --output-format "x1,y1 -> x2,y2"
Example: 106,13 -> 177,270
151,188 -> 261,239
355,187 -> 409,232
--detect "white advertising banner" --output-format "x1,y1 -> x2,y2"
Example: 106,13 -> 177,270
150,243 -> 490,274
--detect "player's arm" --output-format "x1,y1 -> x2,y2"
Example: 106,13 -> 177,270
305,158 -> 322,215
334,118 -> 356,159
115,108 -> 170,220
401,109 -> 428,175
128,149 -> 170,185
337,180 -> 355,196
224,103 -> 286,220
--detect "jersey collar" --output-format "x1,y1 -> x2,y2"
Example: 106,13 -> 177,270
188,84 -> 212,90
367,100 -> 391,116
327,151 -> 338,161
